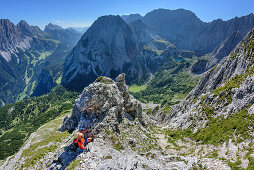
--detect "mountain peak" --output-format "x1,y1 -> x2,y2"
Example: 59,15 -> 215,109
0,19 -> 12,25
94,15 -> 125,25
121,14 -> 143,23
17,20 -> 29,27
44,23 -> 63,31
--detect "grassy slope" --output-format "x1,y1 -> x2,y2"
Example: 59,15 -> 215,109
130,60 -> 200,105
0,86 -> 79,160
21,109 -> 73,169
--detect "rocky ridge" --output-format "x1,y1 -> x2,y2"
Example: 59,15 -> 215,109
1,74 -> 234,169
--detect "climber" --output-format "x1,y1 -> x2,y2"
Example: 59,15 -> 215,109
80,128 -> 94,139
73,132 -> 93,153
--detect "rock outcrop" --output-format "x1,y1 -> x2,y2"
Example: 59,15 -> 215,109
60,73 -> 145,132
1,73 -> 234,170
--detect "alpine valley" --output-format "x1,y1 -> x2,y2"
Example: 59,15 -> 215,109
0,8 -> 254,170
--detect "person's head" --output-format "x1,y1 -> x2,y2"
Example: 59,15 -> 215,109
77,132 -> 84,139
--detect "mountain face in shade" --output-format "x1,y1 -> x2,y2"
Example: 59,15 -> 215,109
31,69 -> 57,97
204,30 -> 244,71
62,15 -> 140,90
143,9 -> 205,53
142,9 -> 254,55
44,23 -> 82,46
62,15 -> 196,91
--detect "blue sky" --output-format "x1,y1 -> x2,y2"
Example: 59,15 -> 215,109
1,0 -> 254,29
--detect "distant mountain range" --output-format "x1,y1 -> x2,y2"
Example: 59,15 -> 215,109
62,8 -> 254,91
67,26 -> 89,34
44,23 -> 82,46
1,8 -> 254,106
0,20 -> 82,107
122,9 -> 254,55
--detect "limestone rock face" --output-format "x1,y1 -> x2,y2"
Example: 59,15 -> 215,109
60,73 -> 145,132
62,15 -> 142,91
62,15 -> 198,91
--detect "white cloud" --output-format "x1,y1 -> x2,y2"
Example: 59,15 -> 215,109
55,20 -> 64,23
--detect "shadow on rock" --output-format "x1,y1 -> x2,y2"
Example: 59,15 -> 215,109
51,145 -> 82,170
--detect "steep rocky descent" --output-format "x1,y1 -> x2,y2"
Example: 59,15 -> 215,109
165,28 -> 254,130
1,73 -> 236,169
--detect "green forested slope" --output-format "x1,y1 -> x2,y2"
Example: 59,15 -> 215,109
0,86 -> 78,160
130,60 -> 200,105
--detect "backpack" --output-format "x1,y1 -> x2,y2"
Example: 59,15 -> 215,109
73,138 -> 80,148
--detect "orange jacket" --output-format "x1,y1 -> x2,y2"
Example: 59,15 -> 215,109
78,138 -> 86,149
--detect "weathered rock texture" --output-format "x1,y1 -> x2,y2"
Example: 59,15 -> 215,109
166,28 -> 254,130
60,73 -> 145,132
